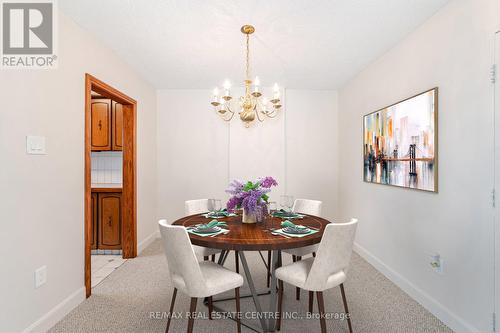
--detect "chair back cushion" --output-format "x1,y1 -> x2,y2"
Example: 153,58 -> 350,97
304,218 -> 358,290
185,199 -> 212,215
158,218 -> 173,225
293,199 -> 322,217
158,220 -> 206,296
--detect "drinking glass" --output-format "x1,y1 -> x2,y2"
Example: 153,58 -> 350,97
285,195 -> 294,212
279,195 -> 287,211
280,195 -> 294,212
269,201 -> 277,213
212,199 -> 222,212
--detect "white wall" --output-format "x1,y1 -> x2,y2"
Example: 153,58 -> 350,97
337,0 -> 499,332
0,12 -> 157,333
157,89 -> 338,222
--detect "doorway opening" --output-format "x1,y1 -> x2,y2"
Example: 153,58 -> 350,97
84,74 -> 137,297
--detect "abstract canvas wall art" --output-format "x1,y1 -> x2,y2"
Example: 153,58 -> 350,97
363,88 -> 438,192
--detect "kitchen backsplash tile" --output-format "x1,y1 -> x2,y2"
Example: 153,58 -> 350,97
91,151 -> 123,184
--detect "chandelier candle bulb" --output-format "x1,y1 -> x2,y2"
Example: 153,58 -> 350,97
273,83 -> 280,98
211,88 -> 220,106
223,80 -> 231,97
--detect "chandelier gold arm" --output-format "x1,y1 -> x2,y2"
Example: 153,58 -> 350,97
213,101 -> 236,122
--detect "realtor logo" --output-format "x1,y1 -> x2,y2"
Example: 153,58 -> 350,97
1,0 -> 57,68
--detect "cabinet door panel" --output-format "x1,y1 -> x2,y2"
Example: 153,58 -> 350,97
98,193 -> 121,249
91,192 -> 98,249
91,99 -> 111,151
112,101 -> 123,151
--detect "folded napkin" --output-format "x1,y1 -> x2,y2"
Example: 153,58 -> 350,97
281,220 -> 308,230
272,228 -> 318,238
272,209 -> 305,219
202,209 -> 237,218
196,219 -> 227,229
186,220 -> 229,237
188,228 -> 229,237
272,220 -> 318,238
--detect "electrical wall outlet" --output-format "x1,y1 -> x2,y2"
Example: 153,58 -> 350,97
35,265 -> 47,288
429,254 -> 443,274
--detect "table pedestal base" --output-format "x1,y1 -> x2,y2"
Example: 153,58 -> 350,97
205,250 -> 281,333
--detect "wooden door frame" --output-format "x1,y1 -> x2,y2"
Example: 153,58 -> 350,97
494,30 -> 500,332
85,74 -> 137,297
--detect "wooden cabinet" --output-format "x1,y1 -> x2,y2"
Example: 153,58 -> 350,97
98,193 -> 122,249
91,193 -> 98,249
91,190 -> 122,250
91,99 -> 112,151
91,98 -> 123,151
112,101 -> 123,151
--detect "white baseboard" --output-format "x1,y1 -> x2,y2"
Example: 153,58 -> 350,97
22,287 -> 85,333
138,230 -> 160,254
353,242 -> 480,333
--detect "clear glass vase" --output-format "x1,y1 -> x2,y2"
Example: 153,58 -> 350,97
242,208 -> 257,223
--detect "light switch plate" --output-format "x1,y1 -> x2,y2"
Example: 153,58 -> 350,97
35,265 -> 47,288
26,136 -> 46,155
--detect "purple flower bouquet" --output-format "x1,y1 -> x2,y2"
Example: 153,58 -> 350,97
226,177 -> 278,223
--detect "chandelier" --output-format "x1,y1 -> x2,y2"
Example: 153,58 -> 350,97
210,25 -> 282,127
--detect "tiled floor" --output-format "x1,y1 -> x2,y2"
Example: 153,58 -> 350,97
91,254 -> 127,288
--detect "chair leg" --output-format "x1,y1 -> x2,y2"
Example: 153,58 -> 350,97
308,291 -> 314,314
277,280 -> 284,331
295,256 -> 302,300
266,250 -> 272,287
165,288 -> 177,333
187,297 -> 197,333
235,251 -> 239,273
207,296 -> 213,320
316,291 -> 327,333
203,256 -> 208,261
340,284 -> 353,333
235,287 -> 241,333
211,254 -> 215,262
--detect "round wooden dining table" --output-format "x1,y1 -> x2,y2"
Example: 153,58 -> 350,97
173,213 -> 330,333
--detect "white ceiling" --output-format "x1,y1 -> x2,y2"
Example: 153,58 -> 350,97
59,0 -> 449,90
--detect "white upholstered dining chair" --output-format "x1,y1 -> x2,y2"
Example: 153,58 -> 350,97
184,199 -> 222,261
275,218 -> 358,333
185,199 -> 213,215
159,220 -> 244,333
269,198 -> 323,299
285,199 -> 323,257
160,218 -> 221,262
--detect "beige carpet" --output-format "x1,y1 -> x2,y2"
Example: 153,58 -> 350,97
49,239 -> 453,333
